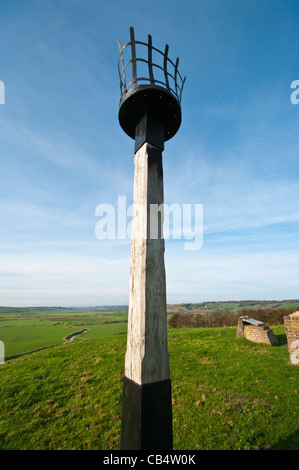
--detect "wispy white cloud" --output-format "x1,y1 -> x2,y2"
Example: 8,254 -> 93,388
164,135 -> 299,238
1,244 -> 298,306
165,249 -> 299,303
0,251 -> 130,306
0,115 -> 104,175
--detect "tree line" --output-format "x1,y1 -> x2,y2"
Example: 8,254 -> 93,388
168,307 -> 297,329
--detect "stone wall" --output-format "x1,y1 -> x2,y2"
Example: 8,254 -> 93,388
243,324 -> 278,346
284,312 -> 299,366
236,316 -> 278,346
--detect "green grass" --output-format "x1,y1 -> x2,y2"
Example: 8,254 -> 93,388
0,319 -> 57,327
0,325 -> 77,357
209,302 -> 240,309
0,310 -> 128,357
169,326 -> 299,450
83,323 -> 128,339
0,325 -> 298,450
278,302 -> 299,309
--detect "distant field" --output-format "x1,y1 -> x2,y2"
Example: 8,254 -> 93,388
0,307 -> 128,358
0,325 -> 76,357
279,302 -> 299,309
1,301 -> 298,359
0,318 -> 56,327
83,323 -> 127,339
167,300 -> 299,315
205,302 -> 239,309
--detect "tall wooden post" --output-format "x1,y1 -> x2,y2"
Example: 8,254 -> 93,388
117,27 -> 185,450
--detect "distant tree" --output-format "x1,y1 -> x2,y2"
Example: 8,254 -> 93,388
168,306 -> 292,329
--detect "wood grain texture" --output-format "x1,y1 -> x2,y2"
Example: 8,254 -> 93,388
125,142 -> 170,385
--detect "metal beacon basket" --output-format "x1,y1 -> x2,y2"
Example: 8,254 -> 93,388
117,26 -> 186,144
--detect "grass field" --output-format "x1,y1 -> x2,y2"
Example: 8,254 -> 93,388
83,323 -> 128,339
0,325 -> 77,357
0,308 -> 128,357
0,325 -> 298,450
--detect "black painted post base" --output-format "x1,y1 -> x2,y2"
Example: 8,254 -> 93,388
120,376 -> 173,450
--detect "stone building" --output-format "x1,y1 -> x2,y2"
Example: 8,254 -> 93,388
284,311 -> 299,366
236,316 -> 278,346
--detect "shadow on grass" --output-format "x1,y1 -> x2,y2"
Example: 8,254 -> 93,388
275,333 -> 287,346
273,429 -> 299,450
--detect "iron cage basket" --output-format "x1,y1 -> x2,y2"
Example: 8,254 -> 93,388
117,27 -> 186,142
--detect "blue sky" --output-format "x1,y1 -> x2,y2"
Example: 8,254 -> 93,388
1,0 -> 299,306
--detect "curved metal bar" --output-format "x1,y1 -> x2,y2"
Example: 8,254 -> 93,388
130,27 -> 137,87
148,34 -> 155,85
163,44 -> 170,91
179,76 -> 186,101
174,57 -> 179,97
117,38 -> 126,93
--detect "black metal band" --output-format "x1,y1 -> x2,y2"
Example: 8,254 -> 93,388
134,114 -> 164,153
120,375 -> 173,450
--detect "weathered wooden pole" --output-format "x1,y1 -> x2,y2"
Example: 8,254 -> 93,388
117,27 -> 185,450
